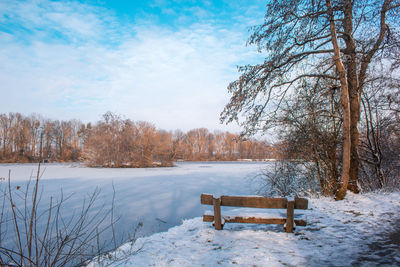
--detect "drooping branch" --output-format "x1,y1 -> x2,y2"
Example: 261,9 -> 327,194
358,0 -> 391,93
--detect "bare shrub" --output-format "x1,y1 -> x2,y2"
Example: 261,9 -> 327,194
0,164 -> 141,266
256,161 -> 319,197
358,80 -> 400,192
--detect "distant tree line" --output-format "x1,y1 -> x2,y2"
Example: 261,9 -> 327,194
0,112 -> 276,167
0,113 -> 83,163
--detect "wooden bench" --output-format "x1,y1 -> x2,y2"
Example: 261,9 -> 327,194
200,194 -> 308,233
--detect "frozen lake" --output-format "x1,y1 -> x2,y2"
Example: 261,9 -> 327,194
0,162 -> 269,244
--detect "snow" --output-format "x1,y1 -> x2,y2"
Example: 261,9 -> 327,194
90,191 -> 400,266
2,163 -> 399,266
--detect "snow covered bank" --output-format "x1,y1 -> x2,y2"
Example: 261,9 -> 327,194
90,191 -> 400,266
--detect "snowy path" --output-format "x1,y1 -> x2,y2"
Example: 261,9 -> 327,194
92,191 -> 400,266
355,217 -> 400,265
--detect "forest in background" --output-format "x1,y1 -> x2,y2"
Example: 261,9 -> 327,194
0,112 -> 276,167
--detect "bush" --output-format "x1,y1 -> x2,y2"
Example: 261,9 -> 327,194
256,161 -> 320,197
0,164 -> 140,266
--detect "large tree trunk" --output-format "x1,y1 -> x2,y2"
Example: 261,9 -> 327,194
348,96 -> 361,193
336,86 -> 352,200
342,0 -> 361,194
326,0 -> 351,200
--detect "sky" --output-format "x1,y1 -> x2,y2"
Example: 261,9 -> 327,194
0,0 -> 266,132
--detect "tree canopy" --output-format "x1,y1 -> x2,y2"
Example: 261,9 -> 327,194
222,0 -> 400,199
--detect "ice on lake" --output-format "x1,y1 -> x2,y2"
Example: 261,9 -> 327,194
0,162 -> 270,241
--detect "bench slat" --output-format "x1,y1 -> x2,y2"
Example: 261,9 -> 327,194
203,214 -> 306,226
294,198 -> 308,210
201,194 -> 288,209
201,194 -> 308,209
221,195 -> 288,209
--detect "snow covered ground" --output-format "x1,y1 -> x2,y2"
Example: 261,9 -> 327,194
91,191 -> 400,266
2,163 -> 399,266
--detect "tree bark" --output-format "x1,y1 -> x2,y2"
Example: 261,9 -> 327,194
349,96 -> 361,193
326,0 -> 351,200
341,0 -> 361,194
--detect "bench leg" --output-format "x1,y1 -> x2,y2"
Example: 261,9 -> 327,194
286,200 -> 294,233
213,197 -> 223,230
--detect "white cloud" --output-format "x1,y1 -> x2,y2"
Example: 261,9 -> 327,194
0,0 -> 263,132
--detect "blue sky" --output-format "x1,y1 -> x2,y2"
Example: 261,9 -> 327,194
0,0 -> 266,131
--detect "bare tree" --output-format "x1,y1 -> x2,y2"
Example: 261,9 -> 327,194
221,0 -> 400,199
0,112 -> 273,165
275,79 -> 342,195
358,78 -> 400,190
83,112 -> 175,168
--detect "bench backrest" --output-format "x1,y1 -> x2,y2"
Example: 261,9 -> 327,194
200,193 -> 308,209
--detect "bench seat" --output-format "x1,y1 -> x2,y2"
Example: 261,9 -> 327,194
200,193 -> 308,232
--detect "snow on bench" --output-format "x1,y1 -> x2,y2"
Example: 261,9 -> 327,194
200,193 -> 308,233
